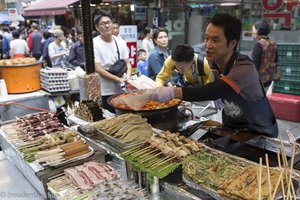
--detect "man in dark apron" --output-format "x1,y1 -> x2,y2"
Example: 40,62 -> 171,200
148,14 -> 278,137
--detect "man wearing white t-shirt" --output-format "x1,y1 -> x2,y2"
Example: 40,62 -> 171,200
93,10 -> 132,113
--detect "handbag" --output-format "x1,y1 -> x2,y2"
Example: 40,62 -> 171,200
107,38 -> 127,77
272,63 -> 282,81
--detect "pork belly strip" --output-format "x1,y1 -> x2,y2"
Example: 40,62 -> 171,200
74,165 -> 105,185
64,167 -> 93,190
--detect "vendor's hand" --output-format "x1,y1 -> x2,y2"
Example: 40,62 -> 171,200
214,99 -> 224,110
150,87 -> 175,102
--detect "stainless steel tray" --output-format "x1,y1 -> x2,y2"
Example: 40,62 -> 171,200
95,129 -> 143,150
182,145 -> 299,200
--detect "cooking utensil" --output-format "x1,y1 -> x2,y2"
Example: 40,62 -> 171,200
112,90 -> 153,110
189,128 -> 207,141
213,129 -> 239,148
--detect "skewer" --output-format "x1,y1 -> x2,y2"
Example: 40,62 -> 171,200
279,136 -> 296,199
265,154 -> 272,200
138,149 -> 160,160
258,157 -> 262,200
151,156 -> 177,169
130,146 -> 153,157
271,169 -> 284,200
286,141 -> 296,200
158,162 -> 177,173
144,156 -> 164,168
276,148 -> 286,200
121,142 -> 146,155
140,152 -> 163,163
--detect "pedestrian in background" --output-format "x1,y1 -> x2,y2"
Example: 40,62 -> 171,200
147,28 -> 169,80
137,49 -> 148,76
30,24 -> 43,60
140,27 -> 154,57
156,44 -> 213,87
69,27 -> 85,69
10,30 -> 29,59
251,20 -> 277,88
112,20 -> 120,36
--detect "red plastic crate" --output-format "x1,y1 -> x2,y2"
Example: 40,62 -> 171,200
267,93 -> 300,122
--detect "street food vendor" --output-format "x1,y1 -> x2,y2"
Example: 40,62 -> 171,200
149,14 -> 278,137
156,44 -> 214,87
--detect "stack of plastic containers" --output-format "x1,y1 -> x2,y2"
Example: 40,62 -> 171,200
40,67 -> 70,93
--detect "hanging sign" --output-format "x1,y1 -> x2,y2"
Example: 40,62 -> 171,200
262,0 -> 298,28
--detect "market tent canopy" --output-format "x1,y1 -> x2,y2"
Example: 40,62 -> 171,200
23,0 -> 79,16
0,12 -> 11,25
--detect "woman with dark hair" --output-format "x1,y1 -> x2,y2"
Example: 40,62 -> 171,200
147,28 -> 169,80
141,27 -> 154,57
251,20 -> 277,88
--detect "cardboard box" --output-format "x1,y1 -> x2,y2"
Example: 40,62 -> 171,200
268,93 -> 300,122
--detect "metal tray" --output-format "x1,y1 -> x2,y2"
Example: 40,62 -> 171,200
183,175 -> 226,200
182,145 -> 300,200
95,129 -> 144,150
245,135 -> 300,157
44,146 -> 94,168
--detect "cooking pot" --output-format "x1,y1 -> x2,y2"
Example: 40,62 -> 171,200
0,61 -> 42,94
107,94 -> 180,132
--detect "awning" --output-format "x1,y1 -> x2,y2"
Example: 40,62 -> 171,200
23,0 -> 79,16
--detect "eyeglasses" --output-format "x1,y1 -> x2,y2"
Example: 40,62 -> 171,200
99,21 -> 112,26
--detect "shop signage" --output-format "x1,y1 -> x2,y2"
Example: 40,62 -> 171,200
135,6 -> 147,21
262,0 -> 298,28
0,0 -> 5,10
6,0 -> 19,20
119,25 -> 138,71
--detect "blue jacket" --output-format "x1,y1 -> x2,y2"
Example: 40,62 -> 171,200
148,46 -> 168,80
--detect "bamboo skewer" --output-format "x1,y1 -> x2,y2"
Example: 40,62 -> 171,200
144,157 -> 164,168
279,136 -> 296,199
276,148 -> 286,200
130,146 -> 152,157
265,154 -> 272,200
151,156 -> 177,170
140,152 -> 163,163
258,157 -> 262,200
286,142 -> 296,200
271,169 -> 284,200
146,156 -> 171,168
158,162 -> 177,173
121,142 -> 146,155
138,149 -> 160,159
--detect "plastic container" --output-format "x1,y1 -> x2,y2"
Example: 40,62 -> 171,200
268,93 -> 300,122
0,62 -> 42,94
273,79 -> 300,95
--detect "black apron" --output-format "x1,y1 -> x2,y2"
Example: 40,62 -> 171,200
216,52 -> 278,137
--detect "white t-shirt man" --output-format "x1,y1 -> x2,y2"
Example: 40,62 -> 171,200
93,35 -> 129,96
10,39 -> 29,56
48,41 -> 68,66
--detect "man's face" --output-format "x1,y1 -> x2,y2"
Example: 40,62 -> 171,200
77,33 -> 83,43
112,23 -> 120,36
174,60 -> 194,74
96,16 -> 112,37
204,23 -> 236,64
